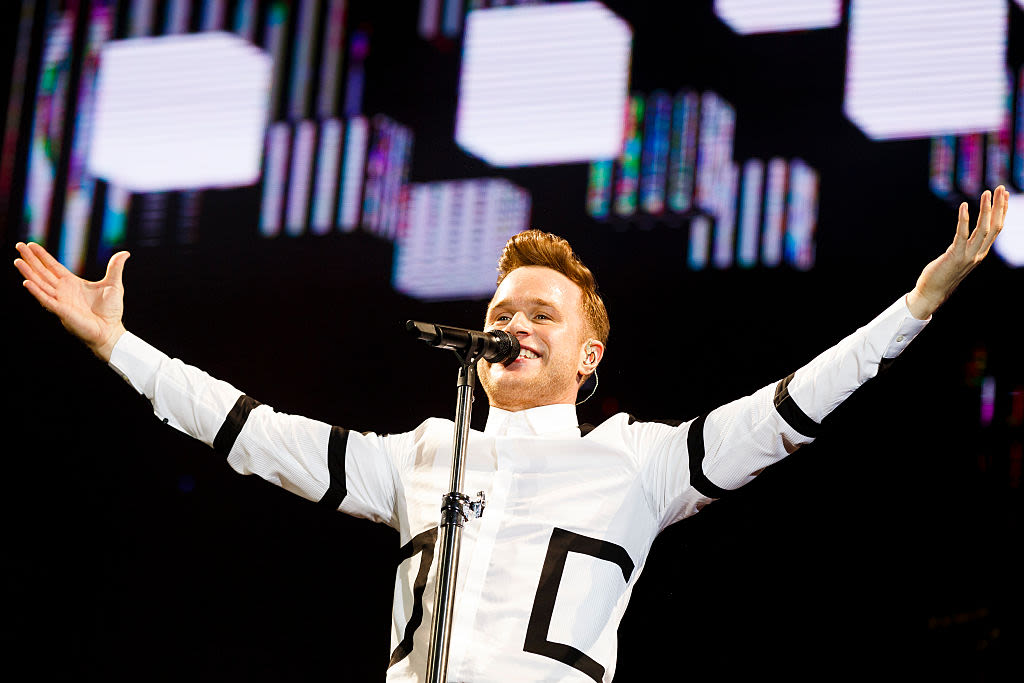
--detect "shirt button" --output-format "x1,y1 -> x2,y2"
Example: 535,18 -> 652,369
896,335 -> 905,342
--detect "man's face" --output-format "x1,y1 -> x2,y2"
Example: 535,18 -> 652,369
478,266 -> 591,412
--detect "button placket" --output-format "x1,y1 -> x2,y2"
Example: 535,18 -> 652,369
446,438 -> 511,680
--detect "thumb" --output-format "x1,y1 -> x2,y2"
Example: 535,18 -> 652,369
104,250 -> 130,286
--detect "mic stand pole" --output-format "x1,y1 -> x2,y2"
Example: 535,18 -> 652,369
425,350 -> 486,683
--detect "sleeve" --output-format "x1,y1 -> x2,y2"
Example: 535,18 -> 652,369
637,294 -> 929,528
108,332 -> 406,527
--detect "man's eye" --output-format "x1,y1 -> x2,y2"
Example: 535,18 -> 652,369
535,313 -> 550,320
495,315 -> 511,322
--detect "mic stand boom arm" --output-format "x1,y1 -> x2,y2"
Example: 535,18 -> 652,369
425,348 -> 486,683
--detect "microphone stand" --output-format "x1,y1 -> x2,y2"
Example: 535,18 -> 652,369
425,348 -> 487,683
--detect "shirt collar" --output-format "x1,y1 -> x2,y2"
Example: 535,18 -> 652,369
484,403 -> 580,437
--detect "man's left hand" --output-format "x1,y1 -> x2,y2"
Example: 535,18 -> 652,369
906,186 -> 1008,320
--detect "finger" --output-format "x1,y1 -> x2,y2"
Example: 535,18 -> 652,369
968,190 -> 993,255
953,201 -> 970,248
23,278 -> 59,314
14,258 -> 58,299
26,241 -> 72,278
101,251 -> 130,287
992,185 -> 1008,230
15,242 -> 60,288
979,186 -> 1008,255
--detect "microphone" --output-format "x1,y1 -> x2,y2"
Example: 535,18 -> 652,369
405,320 -> 521,363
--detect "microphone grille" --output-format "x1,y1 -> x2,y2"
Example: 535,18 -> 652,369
493,330 -> 520,364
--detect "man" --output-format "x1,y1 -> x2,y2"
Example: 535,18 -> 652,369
13,187 -> 1008,682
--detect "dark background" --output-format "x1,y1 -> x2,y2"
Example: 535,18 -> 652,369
3,1 -> 1021,680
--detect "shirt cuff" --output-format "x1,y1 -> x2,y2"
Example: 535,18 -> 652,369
108,331 -> 167,397
882,294 -> 931,359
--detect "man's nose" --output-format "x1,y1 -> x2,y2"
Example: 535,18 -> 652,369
505,311 -> 531,335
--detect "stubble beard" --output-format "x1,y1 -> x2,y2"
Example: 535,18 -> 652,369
478,357 -> 578,412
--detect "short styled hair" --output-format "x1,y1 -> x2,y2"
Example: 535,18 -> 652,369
496,230 -> 610,345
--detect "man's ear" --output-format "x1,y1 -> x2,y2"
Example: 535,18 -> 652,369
579,339 -> 605,376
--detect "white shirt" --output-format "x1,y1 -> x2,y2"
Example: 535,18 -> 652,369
109,295 -> 928,682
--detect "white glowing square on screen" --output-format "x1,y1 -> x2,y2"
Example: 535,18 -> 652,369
88,32 -> 271,191
455,1 -> 632,167
844,0 -> 1007,140
714,0 -> 841,34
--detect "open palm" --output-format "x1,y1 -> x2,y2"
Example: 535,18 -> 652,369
907,186 -> 1008,320
15,242 -> 129,361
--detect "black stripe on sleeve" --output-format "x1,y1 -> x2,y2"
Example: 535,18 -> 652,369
686,414 -> 730,499
627,414 -> 682,427
212,395 -> 262,456
773,372 -> 822,439
317,426 -> 349,509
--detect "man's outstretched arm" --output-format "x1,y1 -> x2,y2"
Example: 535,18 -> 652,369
14,241 -> 129,361
640,187 -> 1009,521
13,241 -> 403,525
699,186 -> 1010,489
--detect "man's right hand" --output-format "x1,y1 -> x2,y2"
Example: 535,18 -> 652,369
14,242 -> 130,362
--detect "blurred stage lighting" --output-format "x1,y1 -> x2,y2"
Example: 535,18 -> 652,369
455,1 -> 632,167
995,191 -> 1024,267
714,0 -> 841,34
844,0 -> 1007,140
393,178 -> 531,300
88,32 -> 271,192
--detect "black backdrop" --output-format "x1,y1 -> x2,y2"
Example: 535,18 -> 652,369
4,1 -> 1022,680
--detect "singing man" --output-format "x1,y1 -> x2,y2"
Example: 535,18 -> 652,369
14,186 -> 1008,682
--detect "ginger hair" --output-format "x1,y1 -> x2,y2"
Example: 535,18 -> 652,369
496,230 -> 610,345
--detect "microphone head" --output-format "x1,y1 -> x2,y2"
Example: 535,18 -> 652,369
489,329 -> 521,364
405,320 -> 434,339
